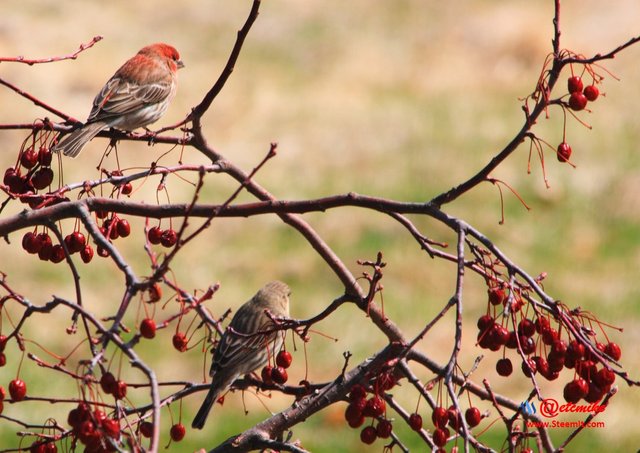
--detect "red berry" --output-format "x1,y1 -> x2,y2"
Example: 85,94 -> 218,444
38,237 -> 53,261
583,85 -> 599,101
65,231 -> 86,254
271,366 -> 288,384
465,407 -> 481,427
140,421 -> 154,438
476,314 -> 494,331
31,167 -> 54,190
506,331 -> 518,349
120,182 -> 133,195
431,406 -> 448,429
488,287 -> 506,306
102,418 -> 120,438
432,427 -> 450,447
584,382 -> 606,403
363,396 -> 385,418
38,147 -> 52,166
170,423 -> 186,442
116,219 -> 131,238
113,380 -> 127,400
0,354 -> 5,367
349,384 -> 367,402
49,244 -> 66,263
148,226 -> 163,244
345,403 -> 365,428
563,378 -> 588,403
172,332 -> 188,352
557,142 -> 572,163
95,210 -> 108,219
593,368 -> 616,387
447,406 -> 462,431
96,245 -> 110,258
576,359 -> 597,380
604,342 -> 621,361
569,92 -> 588,111
80,245 -> 94,263
0,386 -> 5,400
78,420 -> 96,444
161,229 -> 178,247
376,419 -> 392,438
20,148 -> 39,169
68,402 -> 91,429
517,319 -> 536,337
261,365 -> 274,385
567,340 -> 586,361
567,76 -> 583,94
9,379 -> 26,401
276,350 -> 292,369
520,335 -> 536,355
496,358 -> 513,377
100,372 -> 117,395
140,318 -> 156,339
408,413 -> 423,431
534,317 -> 550,334
22,232 -> 41,254
360,426 -> 377,445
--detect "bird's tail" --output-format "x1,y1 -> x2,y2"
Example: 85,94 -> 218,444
53,122 -> 107,158
191,385 -> 220,430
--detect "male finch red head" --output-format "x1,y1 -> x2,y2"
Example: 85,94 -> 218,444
191,281 -> 291,430
54,43 -> 184,158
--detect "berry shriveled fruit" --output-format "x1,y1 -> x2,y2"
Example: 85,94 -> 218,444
172,332 -> 188,352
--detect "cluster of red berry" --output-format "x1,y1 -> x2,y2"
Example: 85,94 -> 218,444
147,225 -> 178,248
567,75 -> 599,111
557,75 -> 601,163
3,145 -> 54,199
478,286 -> 620,405
343,369 -> 397,446
66,402 -> 121,452
261,349 -> 293,386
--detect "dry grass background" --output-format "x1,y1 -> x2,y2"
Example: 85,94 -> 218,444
1,0 -> 639,451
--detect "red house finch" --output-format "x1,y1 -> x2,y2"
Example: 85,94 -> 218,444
54,43 -> 184,158
192,281 -> 291,429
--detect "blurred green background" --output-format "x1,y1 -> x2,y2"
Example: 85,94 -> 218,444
1,0 -> 639,451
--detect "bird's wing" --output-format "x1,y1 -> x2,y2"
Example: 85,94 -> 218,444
211,321 -> 275,376
87,77 -> 173,122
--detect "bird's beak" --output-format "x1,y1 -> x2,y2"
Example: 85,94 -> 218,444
176,59 -> 185,69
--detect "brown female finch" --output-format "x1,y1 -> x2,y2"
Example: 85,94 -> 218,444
53,43 -> 184,158
192,281 -> 291,430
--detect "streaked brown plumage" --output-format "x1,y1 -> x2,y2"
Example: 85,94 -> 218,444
53,43 -> 184,158
192,281 -> 291,429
